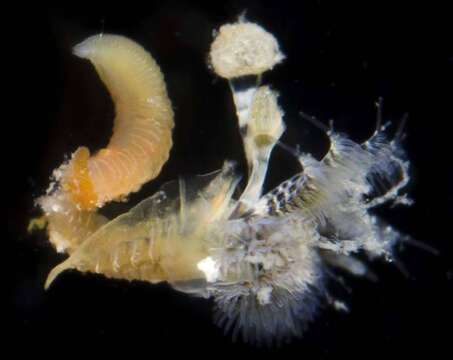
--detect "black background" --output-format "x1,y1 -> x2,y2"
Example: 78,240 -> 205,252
7,1 -> 452,357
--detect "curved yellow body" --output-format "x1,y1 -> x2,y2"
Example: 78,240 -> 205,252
36,34 -> 174,254
67,34 -> 174,209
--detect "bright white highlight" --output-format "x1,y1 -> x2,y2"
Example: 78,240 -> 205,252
197,256 -> 220,283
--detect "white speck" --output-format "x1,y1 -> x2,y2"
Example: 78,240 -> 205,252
333,300 -> 349,313
197,256 -> 219,282
257,285 -> 273,305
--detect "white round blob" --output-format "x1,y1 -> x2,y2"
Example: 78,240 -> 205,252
209,22 -> 284,79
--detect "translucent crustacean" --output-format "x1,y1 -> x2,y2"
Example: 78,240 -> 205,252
32,19 -> 414,345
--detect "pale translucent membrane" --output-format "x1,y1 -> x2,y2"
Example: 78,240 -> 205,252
72,34 -> 174,208
45,162 -> 240,289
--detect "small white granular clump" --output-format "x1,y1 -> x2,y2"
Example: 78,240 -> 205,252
210,22 -> 285,79
257,286 -> 273,305
197,256 -> 220,282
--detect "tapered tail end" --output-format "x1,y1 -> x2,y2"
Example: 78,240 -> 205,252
44,261 -> 73,290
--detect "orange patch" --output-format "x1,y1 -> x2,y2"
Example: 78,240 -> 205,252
62,146 -> 98,210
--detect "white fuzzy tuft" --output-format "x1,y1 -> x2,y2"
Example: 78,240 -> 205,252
210,22 -> 284,79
